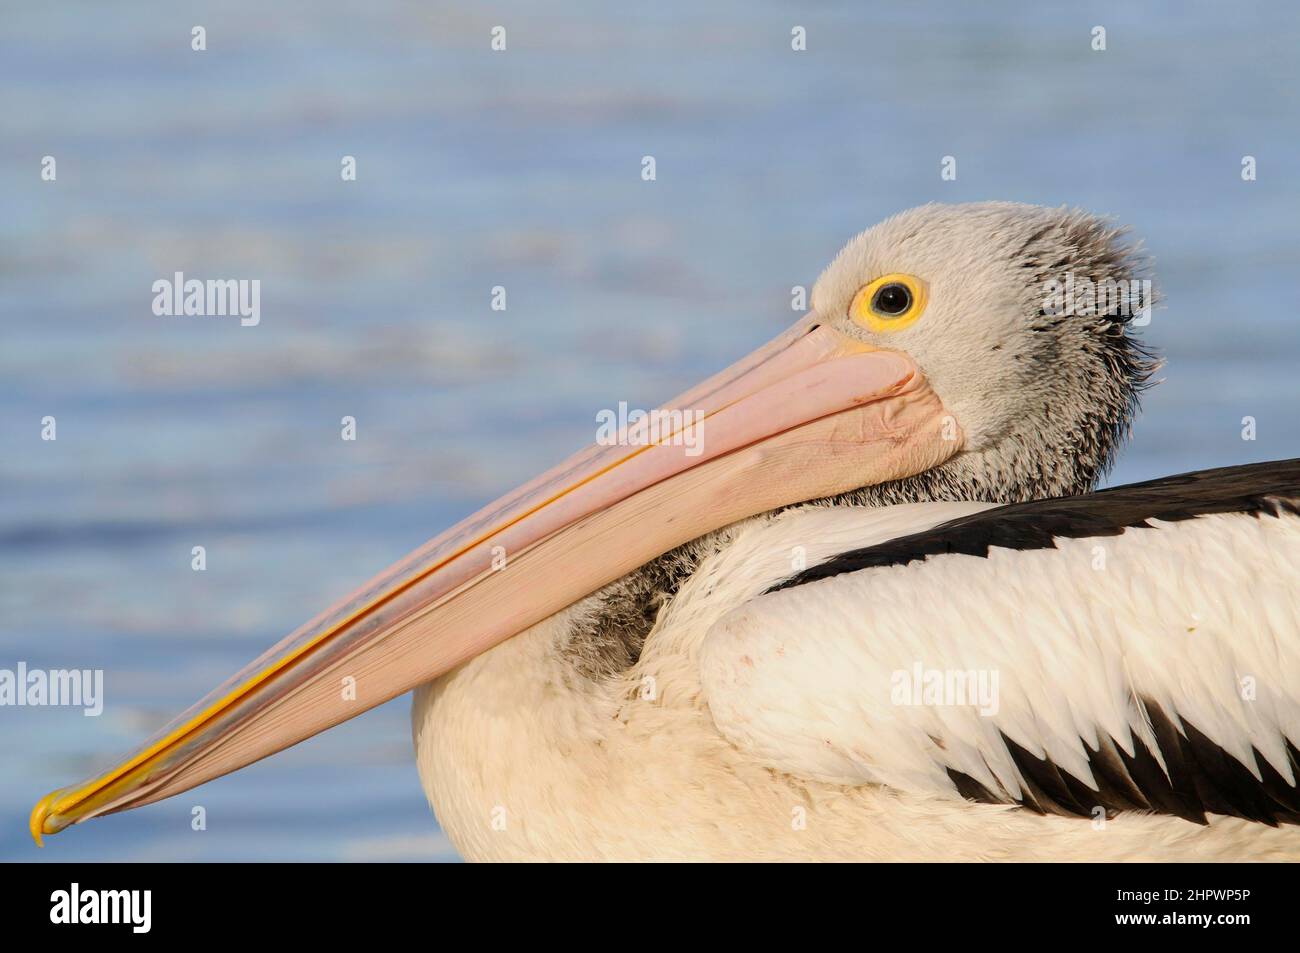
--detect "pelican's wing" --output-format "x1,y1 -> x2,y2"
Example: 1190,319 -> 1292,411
699,459 -> 1300,824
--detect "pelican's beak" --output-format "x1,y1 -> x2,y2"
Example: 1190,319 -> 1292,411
32,314 -> 962,843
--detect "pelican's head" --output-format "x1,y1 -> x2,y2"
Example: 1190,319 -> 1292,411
810,201 -> 1157,504
32,202 -> 1156,841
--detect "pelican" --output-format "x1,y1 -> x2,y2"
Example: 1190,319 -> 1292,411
33,202 -> 1300,861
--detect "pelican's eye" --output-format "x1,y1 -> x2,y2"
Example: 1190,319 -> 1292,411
849,273 -> 928,332
872,282 -> 911,315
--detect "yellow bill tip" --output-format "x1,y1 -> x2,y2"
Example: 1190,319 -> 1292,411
30,790 -> 68,847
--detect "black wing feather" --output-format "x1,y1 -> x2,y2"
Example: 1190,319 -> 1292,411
769,458 -> 1300,593
946,697 -> 1300,827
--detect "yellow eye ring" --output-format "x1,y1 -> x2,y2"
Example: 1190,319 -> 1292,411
848,273 -> 929,333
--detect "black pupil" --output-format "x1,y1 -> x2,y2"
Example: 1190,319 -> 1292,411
872,283 -> 911,316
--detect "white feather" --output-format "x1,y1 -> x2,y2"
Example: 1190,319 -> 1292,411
699,504 -> 1300,808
